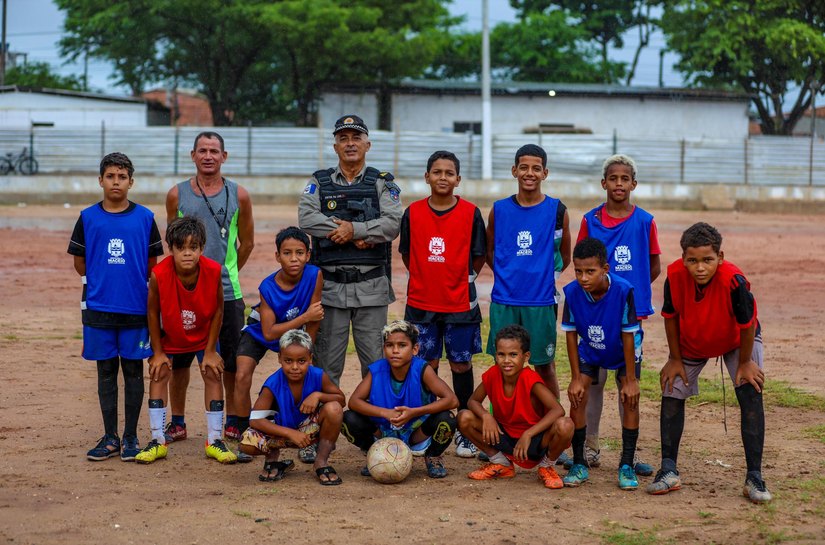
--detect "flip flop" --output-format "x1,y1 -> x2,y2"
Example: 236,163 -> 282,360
315,466 -> 343,486
258,459 -> 295,482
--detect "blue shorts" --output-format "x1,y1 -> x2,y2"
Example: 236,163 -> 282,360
170,350 -> 210,370
413,321 -> 482,362
82,325 -> 152,361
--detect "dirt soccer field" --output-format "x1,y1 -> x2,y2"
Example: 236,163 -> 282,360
0,203 -> 824,544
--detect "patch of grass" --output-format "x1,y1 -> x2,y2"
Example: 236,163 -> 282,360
698,510 -> 715,519
803,425 -> 825,444
232,510 -> 252,518
599,529 -> 666,545
3,334 -> 18,341
765,381 -> 825,410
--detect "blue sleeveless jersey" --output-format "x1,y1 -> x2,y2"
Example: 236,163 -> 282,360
562,275 -> 635,370
584,205 -> 654,316
261,365 -> 324,429
80,203 -> 155,315
243,264 -> 319,352
368,356 -> 434,442
491,196 -> 560,306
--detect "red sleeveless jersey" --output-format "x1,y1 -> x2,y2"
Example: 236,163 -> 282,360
663,259 -> 757,359
482,365 -> 546,438
154,255 -> 222,354
406,197 -> 475,313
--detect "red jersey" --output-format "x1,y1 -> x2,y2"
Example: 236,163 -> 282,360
482,365 -> 546,438
154,255 -> 222,354
406,197 -> 476,313
662,259 -> 757,359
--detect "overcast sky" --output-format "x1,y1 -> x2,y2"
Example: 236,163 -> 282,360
5,0 -> 684,96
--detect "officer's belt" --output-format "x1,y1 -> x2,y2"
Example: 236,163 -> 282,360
321,266 -> 385,284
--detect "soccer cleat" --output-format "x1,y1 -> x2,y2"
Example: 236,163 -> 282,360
425,456 -> 448,479
135,439 -> 168,464
120,436 -> 141,462
743,472 -> 772,504
298,443 -> 317,464
556,451 -> 573,468
646,468 -> 682,495
563,463 -> 590,487
224,425 -> 242,442
236,449 -> 254,463
87,434 -> 120,461
468,462 -> 515,480
206,439 -> 238,464
537,466 -> 564,489
633,460 -> 654,477
618,464 -> 639,490
454,432 -> 479,458
164,422 -> 187,443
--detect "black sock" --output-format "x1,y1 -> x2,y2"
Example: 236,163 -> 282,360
238,416 -> 250,434
735,384 -> 765,474
572,427 -> 587,465
120,358 -> 144,438
96,358 -> 120,437
620,427 -> 639,468
452,369 -> 474,411
660,397 -> 685,467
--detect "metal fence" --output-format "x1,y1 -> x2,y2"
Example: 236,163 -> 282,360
0,126 -> 823,185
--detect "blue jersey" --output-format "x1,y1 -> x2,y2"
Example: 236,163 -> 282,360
243,264 -> 319,352
261,366 -> 324,429
491,196 -> 560,306
561,275 -> 639,370
80,202 -> 155,315
584,205 -> 655,316
367,356 -> 434,442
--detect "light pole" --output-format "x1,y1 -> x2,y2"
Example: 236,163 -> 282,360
481,0 -> 492,181
810,80 -> 820,187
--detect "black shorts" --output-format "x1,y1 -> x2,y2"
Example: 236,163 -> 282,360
236,330 -> 270,364
492,426 -> 547,461
219,298 -> 245,373
171,351 -> 202,370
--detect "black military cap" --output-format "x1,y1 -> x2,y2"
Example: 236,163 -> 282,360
333,114 -> 369,135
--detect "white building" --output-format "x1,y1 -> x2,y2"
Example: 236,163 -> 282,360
0,86 -> 148,128
321,80 -> 750,139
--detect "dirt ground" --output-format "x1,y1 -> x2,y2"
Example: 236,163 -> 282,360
1,203 -> 824,544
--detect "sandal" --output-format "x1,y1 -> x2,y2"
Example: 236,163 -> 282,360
258,459 -> 295,482
315,466 -> 343,486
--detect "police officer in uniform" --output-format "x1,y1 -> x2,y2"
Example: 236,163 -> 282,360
298,115 -> 402,387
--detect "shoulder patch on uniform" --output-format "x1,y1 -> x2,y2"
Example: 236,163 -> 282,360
303,183 -> 317,195
379,171 -> 395,182
384,180 -> 401,202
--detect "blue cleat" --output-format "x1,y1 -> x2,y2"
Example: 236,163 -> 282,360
563,463 -> 590,487
618,464 -> 639,490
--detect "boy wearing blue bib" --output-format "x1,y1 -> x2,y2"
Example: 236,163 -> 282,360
486,144 -> 571,401
68,153 -> 164,462
233,227 -> 323,454
561,238 -> 642,490
343,321 -> 459,479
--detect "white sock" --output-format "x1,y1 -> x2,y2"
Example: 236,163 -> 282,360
489,451 -> 510,465
538,455 -> 554,468
149,406 -> 166,444
206,410 -> 224,444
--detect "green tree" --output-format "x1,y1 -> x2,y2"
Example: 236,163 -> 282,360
5,62 -> 83,91
661,0 -> 825,135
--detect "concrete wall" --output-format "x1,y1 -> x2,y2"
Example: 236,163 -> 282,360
0,92 -> 147,128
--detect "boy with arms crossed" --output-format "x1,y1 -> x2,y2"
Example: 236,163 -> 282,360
136,217 -> 236,464
69,152 -> 163,461
647,223 -> 771,503
561,238 -> 642,489
574,154 -> 660,475
240,329 -> 345,485
399,150 -> 486,458
343,320 -> 459,478
459,325 -> 574,489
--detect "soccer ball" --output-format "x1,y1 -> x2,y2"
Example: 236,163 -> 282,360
367,437 -> 413,484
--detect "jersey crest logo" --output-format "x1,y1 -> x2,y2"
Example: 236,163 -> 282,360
428,236 -> 446,262
587,325 -> 606,350
181,310 -> 196,330
516,230 -> 533,256
614,245 -> 633,271
285,307 -> 300,320
327,200 -> 337,210
107,238 -> 126,264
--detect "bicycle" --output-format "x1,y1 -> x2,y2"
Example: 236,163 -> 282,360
0,147 -> 39,175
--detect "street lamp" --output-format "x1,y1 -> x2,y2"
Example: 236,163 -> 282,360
810,80 -> 820,187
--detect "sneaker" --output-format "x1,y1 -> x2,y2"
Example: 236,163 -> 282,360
224,425 -> 242,442
298,444 -> 317,464
537,466 -> 563,489
120,436 -> 140,462
205,439 -> 238,464
557,451 -> 573,469
646,468 -> 682,495
468,462 -> 515,480
454,432 -> 479,458
236,450 -> 254,463
87,434 -> 120,461
618,464 -> 639,490
164,422 -> 187,443
135,439 -> 168,464
563,463 -> 590,487
743,472 -> 772,504
633,460 -> 654,477
425,456 -> 448,479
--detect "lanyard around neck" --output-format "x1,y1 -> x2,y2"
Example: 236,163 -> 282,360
194,177 -> 229,239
